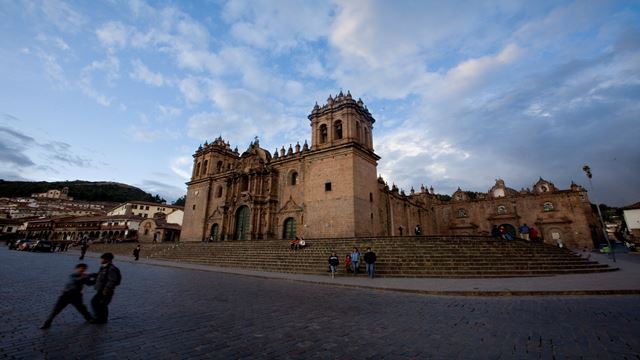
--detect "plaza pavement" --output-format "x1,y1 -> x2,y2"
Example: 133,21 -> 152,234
76,247 -> 640,297
1,246 -> 639,359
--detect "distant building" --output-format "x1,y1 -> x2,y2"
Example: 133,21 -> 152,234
0,196 -> 112,219
25,215 -> 145,242
138,213 -> 182,243
0,218 -> 21,235
108,201 -> 184,222
623,202 -> 640,238
181,93 -> 602,250
31,187 -> 73,200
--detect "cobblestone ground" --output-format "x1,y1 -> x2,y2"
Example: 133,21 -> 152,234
1,247 -> 639,360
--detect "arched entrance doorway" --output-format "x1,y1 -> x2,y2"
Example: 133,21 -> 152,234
499,224 -> 517,238
283,217 -> 296,239
210,223 -> 219,241
235,206 -> 250,240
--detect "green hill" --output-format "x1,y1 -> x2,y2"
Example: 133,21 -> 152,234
0,180 -> 165,203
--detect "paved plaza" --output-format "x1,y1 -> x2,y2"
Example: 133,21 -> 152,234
1,247 -> 639,359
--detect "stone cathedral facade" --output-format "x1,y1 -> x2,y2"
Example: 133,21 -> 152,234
182,92 -> 601,249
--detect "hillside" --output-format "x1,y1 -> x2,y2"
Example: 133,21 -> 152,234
0,180 -> 165,203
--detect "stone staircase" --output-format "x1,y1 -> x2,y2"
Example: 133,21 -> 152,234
143,236 -> 616,278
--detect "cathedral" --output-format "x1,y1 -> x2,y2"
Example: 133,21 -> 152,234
182,92 -> 601,249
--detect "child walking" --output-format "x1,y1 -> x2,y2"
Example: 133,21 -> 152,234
40,263 -> 94,329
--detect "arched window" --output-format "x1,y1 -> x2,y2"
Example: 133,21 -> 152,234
334,120 -> 343,140
283,217 -> 296,239
216,186 -> 223,198
543,202 -> 554,212
195,162 -> 201,177
202,160 -> 208,175
369,193 -> 373,202
240,175 -> 249,192
319,124 -> 328,144
497,205 -> 507,215
216,161 -> 223,172
290,171 -> 298,186
355,122 -> 361,141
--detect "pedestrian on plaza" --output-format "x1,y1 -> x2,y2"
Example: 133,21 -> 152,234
364,247 -> 377,278
90,253 -> 121,324
519,224 -> 530,241
415,224 -> 422,236
491,225 -> 501,238
345,254 -> 352,273
328,252 -> 339,278
529,227 -> 540,242
79,239 -> 89,260
133,245 -> 141,261
290,237 -> 300,250
499,226 -> 513,241
40,263 -> 95,329
350,247 -> 361,275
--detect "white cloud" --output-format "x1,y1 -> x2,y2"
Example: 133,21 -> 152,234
158,105 -> 181,117
130,59 -> 166,87
170,156 -> 193,180
128,124 -> 179,142
179,77 -> 206,104
437,43 -> 522,98
96,21 -> 130,51
36,33 -> 71,51
37,51 -> 67,86
78,56 -> 120,106
40,0 -> 87,32
83,56 -> 120,85
223,0 -> 333,50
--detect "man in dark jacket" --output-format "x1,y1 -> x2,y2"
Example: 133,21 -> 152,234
91,253 -> 120,324
363,247 -> 377,278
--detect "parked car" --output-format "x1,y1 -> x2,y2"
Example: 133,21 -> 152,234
30,240 -> 53,252
17,240 -> 35,251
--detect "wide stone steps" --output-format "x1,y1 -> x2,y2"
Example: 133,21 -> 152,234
84,236 -> 615,278
146,236 -> 615,277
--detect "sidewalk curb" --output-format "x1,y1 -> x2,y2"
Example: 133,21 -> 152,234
74,250 -> 640,297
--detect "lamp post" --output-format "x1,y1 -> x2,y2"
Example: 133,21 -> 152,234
582,165 -> 615,262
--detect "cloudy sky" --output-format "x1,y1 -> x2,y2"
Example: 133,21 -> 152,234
0,0 -> 638,206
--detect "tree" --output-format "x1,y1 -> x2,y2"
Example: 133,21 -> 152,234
173,195 -> 186,206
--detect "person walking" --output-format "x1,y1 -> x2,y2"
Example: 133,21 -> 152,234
530,227 -> 540,242
328,252 -> 339,278
79,240 -> 89,260
90,253 -> 121,324
519,224 -> 530,241
415,224 -> 422,235
491,225 -> 501,238
350,247 -> 361,275
345,254 -> 352,274
133,245 -> 141,261
364,247 -> 377,279
40,263 -> 94,329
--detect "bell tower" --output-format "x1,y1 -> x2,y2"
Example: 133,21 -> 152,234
303,91 -> 381,237
308,90 -> 375,152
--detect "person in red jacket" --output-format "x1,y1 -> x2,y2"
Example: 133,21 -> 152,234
530,227 -> 540,242
344,254 -> 352,273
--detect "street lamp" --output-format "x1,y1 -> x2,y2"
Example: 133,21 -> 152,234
582,165 -> 615,262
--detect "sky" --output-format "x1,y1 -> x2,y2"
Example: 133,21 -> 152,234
0,0 -> 639,206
